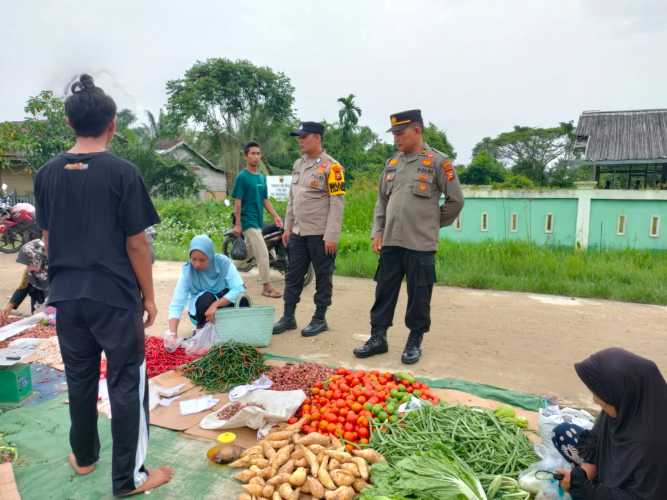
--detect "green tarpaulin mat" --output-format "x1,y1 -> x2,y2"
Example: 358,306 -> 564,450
0,395 -> 241,499
263,352 -> 544,412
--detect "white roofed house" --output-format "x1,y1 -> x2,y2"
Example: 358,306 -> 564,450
574,109 -> 667,189
155,139 -> 227,199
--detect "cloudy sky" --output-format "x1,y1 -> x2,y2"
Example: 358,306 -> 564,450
2,0 -> 665,162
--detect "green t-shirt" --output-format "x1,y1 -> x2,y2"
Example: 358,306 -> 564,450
231,169 -> 267,230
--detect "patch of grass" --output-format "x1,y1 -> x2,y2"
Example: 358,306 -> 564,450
153,187 -> 667,305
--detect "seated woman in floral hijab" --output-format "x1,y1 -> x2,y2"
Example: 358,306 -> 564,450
556,348 -> 667,500
167,235 -> 247,334
1,239 -> 48,320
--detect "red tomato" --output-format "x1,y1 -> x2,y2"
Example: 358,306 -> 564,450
302,424 -> 312,434
368,396 -> 379,405
311,410 -> 321,421
338,416 -> 345,424
335,399 -> 346,409
344,422 -> 354,432
288,417 -> 297,425
310,420 -> 319,430
325,412 -> 338,423
357,416 -> 369,427
325,390 -> 334,399
407,387 -> 414,393
336,368 -> 347,375
333,390 -> 342,399
327,422 -> 337,433
319,420 -> 329,431
351,402 -> 363,413
311,387 -> 320,395
346,411 -> 358,423
360,438 -> 369,445
358,426 -> 369,439
343,432 -> 355,442
357,395 -> 367,404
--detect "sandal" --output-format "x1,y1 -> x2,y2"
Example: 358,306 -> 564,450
262,289 -> 282,299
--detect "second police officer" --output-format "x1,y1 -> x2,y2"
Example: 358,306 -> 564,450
353,110 -> 464,364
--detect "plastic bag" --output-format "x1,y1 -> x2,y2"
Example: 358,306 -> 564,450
539,405 -> 595,444
199,389 -> 306,438
161,330 -> 180,353
230,237 -> 248,260
181,323 -> 217,356
228,374 -> 273,402
518,443 -> 571,499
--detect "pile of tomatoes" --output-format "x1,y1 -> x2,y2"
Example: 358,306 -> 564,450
291,368 -> 440,444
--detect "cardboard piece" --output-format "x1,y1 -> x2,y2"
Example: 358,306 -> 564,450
150,385 -> 226,431
0,463 -> 21,500
150,370 -> 195,393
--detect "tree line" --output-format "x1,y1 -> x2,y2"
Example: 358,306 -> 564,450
0,58 -> 587,197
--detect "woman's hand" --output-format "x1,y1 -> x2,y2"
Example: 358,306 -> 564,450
0,304 -> 11,322
555,468 -> 571,492
205,301 -> 219,324
581,463 -> 598,480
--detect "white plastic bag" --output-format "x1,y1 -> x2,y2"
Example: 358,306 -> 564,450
539,405 -> 595,444
181,323 -> 217,355
518,442 -> 571,499
161,330 -> 180,353
200,389 -> 306,437
228,374 -> 273,402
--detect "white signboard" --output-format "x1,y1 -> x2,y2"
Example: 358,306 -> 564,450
267,175 -> 292,201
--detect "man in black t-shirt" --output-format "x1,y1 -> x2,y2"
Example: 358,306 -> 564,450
34,74 -> 173,496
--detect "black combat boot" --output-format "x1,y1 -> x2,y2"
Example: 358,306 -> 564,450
353,327 -> 389,358
401,331 -> 424,364
273,304 -> 297,335
301,318 -> 328,337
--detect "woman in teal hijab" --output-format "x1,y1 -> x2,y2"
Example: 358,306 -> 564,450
168,235 -> 246,332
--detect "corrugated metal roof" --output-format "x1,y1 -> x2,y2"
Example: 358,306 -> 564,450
575,109 -> 667,162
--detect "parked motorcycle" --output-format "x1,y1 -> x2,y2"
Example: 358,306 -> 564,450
0,184 -> 41,254
221,209 -> 314,288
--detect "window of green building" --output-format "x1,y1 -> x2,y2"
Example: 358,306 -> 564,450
545,213 -> 554,233
650,216 -> 661,238
617,215 -> 626,236
510,213 -> 518,232
481,212 -> 489,232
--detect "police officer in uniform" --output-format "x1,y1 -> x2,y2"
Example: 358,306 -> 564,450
353,110 -> 464,364
273,122 -> 345,336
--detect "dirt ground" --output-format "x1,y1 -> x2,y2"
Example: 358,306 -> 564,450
2,253 -> 666,408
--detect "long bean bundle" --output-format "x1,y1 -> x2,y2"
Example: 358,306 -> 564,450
369,404 -> 538,478
181,342 -> 268,392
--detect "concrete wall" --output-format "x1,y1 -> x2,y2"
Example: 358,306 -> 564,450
440,188 -> 667,250
0,170 -> 33,195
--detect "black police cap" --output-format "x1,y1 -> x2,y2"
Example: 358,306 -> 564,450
387,109 -> 423,133
289,122 -> 325,137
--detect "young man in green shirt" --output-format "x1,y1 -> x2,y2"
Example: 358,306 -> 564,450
231,142 -> 283,298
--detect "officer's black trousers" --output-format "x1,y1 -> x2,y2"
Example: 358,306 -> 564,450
284,234 -> 335,311
56,299 -> 149,496
370,246 -> 436,334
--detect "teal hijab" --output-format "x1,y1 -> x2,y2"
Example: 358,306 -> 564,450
186,235 -> 230,294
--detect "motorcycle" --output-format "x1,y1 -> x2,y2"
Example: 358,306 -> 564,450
221,202 -> 314,287
0,184 -> 41,254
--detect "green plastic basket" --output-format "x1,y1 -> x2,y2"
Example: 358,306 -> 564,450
213,298 -> 275,347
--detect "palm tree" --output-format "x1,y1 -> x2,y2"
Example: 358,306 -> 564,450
337,94 -> 362,132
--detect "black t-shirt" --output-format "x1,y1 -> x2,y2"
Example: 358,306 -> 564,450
34,151 -> 160,310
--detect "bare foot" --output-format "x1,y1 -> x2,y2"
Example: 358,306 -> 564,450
68,453 -> 96,475
120,467 -> 174,496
